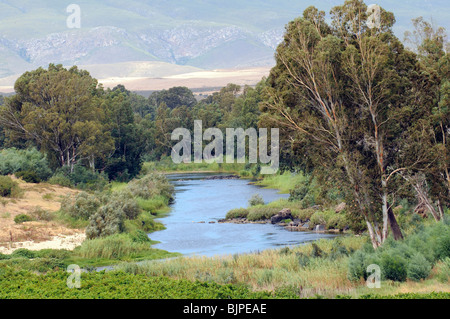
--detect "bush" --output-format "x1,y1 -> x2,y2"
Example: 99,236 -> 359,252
0,148 -> 52,181
247,206 -> 279,221
226,208 -> 249,219
53,165 -> 108,191
47,174 -> 73,188
60,192 -> 102,221
129,230 -> 151,243
85,204 -> 125,239
127,173 -> 174,202
74,234 -> 152,259
407,253 -> 432,281
14,214 -> 33,224
347,250 -> 368,281
0,176 -> 19,197
380,251 -> 407,282
15,171 -> 41,183
248,194 -> 264,206
30,207 -> 53,221
11,248 -> 36,259
434,257 -> 450,283
110,190 -> 141,220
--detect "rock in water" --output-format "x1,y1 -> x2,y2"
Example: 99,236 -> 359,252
271,208 -> 293,224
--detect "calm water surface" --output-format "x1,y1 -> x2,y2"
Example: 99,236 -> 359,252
151,173 -> 337,257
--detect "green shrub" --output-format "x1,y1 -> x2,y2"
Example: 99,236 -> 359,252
0,253 -> 11,260
14,214 -> 33,224
85,204 -> 125,239
247,206 -> 279,221
60,192 -> 102,221
129,230 -> 151,243
434,257 -> 450,283
248,194 -> 264,206
435,232 -> 450,260
15,171 -> 41,183
30,207 -> 53,221
47,174 -> 73,188
74,234 -> 152,259
407,253 -> 432,281
35,249 -> 71,259
347,250 -> 368,281
127,173 -> 174,202
226,208 -> 249,219
11,248 -> 36,259
0,148 -> 52,181
380,251 -> 407,282
136,195 -> 168,213
0,176 -> 19,197
53,165 -> 108,191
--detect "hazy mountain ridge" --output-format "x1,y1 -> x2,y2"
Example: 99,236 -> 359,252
0,0 -> 448,81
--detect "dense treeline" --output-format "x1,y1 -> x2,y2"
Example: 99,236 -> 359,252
259,0 -> 449,248
0,67 -> 262,182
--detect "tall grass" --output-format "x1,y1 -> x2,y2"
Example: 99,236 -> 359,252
116,236 -> 365,297
254,171 -> 308,194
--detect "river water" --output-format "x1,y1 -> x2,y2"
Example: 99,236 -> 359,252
151,173 -> 337,257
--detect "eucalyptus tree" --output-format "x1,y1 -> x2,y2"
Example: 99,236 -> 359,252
0,64 -> 114,171
260,0 -> 431,248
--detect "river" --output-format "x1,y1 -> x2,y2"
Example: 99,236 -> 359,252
150,173 -> 337,257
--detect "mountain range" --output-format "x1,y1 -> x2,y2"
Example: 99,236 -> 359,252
0,0 -> 448,91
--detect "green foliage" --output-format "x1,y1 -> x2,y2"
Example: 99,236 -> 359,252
30,207 -> 53,221
246,206 -> 279,221
0,148 -> 52,181
54,165 -> 108,191
74,234 -> 153,260
126,173 -> 174,202
359,292 -> 450,299
60,192 -> 102,221
85,203 -> 126,239
434,257 -> 450,283
226,208 -> 249,219
0,265 -> 273,299
248,194 -> 264,206
47,174 -> 73,188
380,251 -> 408,282
407,253 -> 432,281
15,170 -> 41,183
11,249 -> 36,259
348,223 -> 450,282
309,210 -> 349,231
14,214 -> 33,224
0,176 -> 19,197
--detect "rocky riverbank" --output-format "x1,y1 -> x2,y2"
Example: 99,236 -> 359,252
219,208 -> 345,234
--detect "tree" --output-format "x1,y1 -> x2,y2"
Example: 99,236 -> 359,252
149,86 -> 197,109
260,1 -> 430,248
102,87 -> 146,180
0,64 -> 114,171
401,17 -> 450,221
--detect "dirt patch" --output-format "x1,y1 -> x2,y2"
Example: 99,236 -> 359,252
0,176 -> 84,250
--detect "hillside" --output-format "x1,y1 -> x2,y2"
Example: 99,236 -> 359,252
0,176 -> 84,251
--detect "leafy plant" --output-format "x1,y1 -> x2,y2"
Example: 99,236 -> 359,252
248,194 -> 264,206
0,176 -> 19,198
14,214 -> 33,224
